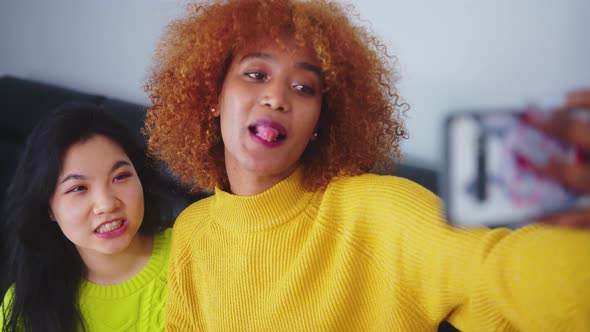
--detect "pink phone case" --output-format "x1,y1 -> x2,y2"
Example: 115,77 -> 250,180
442,109 -> 589,228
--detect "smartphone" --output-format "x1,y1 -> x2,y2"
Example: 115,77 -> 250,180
441,109 -> 590,228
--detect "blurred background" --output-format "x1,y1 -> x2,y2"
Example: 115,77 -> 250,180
1,0 -> 589,168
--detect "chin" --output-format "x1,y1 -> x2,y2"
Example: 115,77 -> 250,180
249,164 -> 294,178
243,155 -> 295,174
102,238 -> 134,255
99,246 -> 128,256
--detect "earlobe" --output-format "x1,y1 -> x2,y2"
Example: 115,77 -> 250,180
310,131 -> 318,141
211,107 -> 220,118
48,209 -> 56,222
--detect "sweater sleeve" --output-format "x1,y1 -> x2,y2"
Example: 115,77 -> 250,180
386,178 -> 590,331
165,206 -> 205,331
447,225 -> 590,331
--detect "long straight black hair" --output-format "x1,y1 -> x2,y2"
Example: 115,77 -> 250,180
1,103 -> 173,332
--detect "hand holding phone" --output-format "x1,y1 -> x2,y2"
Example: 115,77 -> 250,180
442,106 -> 590,228
524,91 -> 590,228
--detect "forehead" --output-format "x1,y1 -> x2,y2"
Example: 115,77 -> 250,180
61,135 -> 128,168
234,37 -> 320,67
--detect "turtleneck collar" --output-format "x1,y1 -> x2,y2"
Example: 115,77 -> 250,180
211,168 -> 317,232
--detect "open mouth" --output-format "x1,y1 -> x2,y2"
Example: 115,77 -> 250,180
95,219 -> 125,234
248,124 -> 287,142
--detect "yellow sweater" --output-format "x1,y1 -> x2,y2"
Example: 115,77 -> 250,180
166,170 -> 590,331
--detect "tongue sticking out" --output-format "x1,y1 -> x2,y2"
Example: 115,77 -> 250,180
256,125 -> 280,142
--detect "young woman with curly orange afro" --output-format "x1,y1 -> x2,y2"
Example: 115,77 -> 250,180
145,0 -> 590,331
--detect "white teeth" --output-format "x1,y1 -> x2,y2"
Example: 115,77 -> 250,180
96,220 -> 124,233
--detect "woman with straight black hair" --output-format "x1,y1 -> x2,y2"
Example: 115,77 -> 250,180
1,103 -> 173,331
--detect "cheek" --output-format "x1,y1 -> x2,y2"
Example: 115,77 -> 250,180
300,108 -> 321,134
126,182 -> 145,219
50,199 -> 88,241
136,192 -> 145,218
219,106 -> 243,143
50,196 -> 84,223
219,82 -> 253,117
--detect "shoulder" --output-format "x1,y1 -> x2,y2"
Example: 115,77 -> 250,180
317,173 -> 446,232
157,227 -> 173,242
1,285 -> 14,313
174,196 -> 213,232
326,173 -> 441,208
1,285 -> 15,328
170,196 -> 214,252
310,174 -> 452,268
154,227 -> 173,255
176,195 -> 214,222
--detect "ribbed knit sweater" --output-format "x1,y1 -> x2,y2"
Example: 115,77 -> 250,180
1,228 -> 171,331
78,228 -> 171,331
166,170 -> 590,331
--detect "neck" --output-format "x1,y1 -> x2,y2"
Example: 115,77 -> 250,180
226,163 -> 299,196
80,234 -> 153,285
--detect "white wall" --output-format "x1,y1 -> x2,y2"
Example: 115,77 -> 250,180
0,0 -> 188,103
1,0 -> 589,166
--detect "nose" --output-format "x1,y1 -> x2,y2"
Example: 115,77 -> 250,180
259,82 -> 289,112
93,188 -> 121,215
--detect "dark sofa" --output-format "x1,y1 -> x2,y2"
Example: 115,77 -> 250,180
0,75 -> 456,331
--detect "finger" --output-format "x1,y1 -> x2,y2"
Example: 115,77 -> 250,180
566,90 -> 590,109
528,109 -> 590,151
538,208 -> 590,229
522,107 -> 569,136
533,157 -> 590,194
560,111 -> 590,151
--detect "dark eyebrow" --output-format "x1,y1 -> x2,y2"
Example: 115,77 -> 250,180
240,52 -> 321,77
59,160 -> 132,184
110,160 -> 132,173
60,173 -> 87,184
297,62 -> 321,77
240,52 -> 273,62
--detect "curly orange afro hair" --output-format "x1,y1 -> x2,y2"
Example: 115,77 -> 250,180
145,0 -> 407,192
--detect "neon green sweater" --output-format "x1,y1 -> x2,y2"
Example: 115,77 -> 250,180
166,170 -> 590,331
1,228 -> 171,331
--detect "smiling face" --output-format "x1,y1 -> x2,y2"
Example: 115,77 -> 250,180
216,39 -> 323,194
49,135 -> 145,259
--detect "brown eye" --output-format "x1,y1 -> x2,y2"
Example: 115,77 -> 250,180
66,185 -> 87,194
293,84 -> 316,95
113,172 -> 132,182
245,71 -> 267,81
